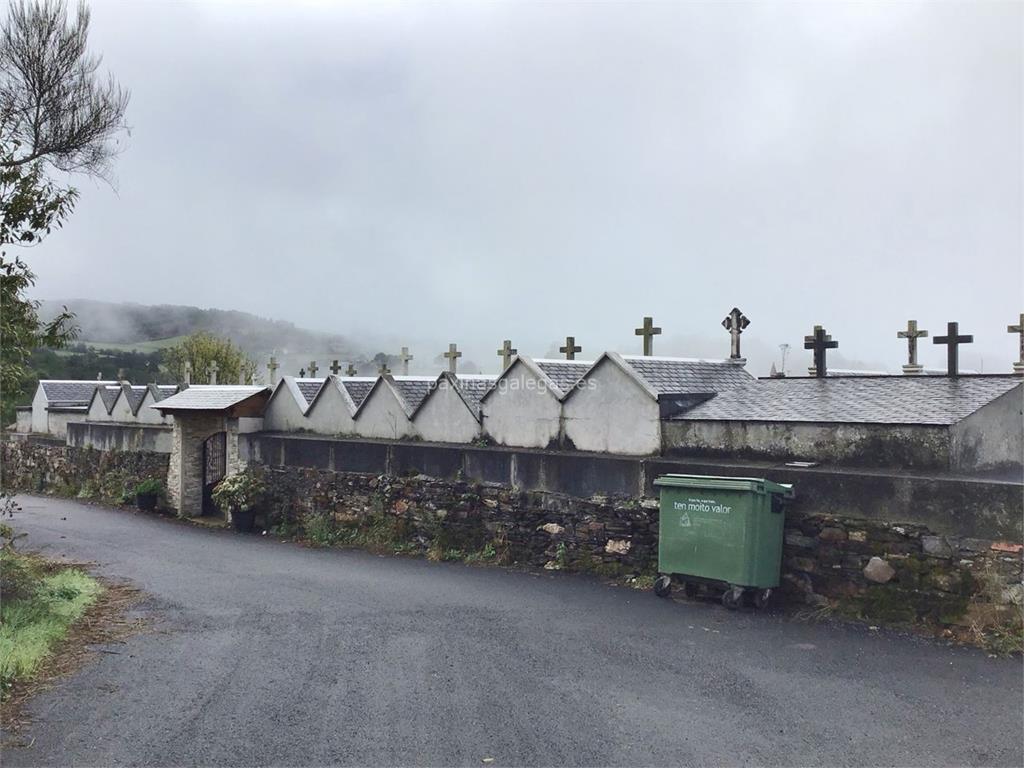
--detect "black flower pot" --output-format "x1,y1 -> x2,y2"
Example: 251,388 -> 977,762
136,493 -> 158,512
232,508 -> 256,532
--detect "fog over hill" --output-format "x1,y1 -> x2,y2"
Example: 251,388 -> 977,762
40,299 -> 355,359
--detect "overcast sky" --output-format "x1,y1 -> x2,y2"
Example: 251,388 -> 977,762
30,0 -> 1023,374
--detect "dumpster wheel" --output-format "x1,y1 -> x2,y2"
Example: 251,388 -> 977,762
753,588 -> 773,610
653,575 -> 672,598
722,586 -> 744,609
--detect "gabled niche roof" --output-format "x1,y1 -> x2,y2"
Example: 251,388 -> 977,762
561,352 -> 753,403
408,372 -> 498,421
479,356 -> 594,403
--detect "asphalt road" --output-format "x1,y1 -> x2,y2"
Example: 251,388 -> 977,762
4,495 -> 1022,767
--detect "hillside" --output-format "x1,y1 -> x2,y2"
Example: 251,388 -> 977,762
39,299 -> 354,357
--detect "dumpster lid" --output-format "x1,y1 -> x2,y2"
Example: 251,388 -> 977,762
653,473 -> 794,497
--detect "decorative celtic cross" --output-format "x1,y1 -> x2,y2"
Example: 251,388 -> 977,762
268,356 -> 279,384
329,360 -> 341,375
721,308 -> 750,360
345,363 -> 358,377
933,322 -> 973,377
803,325 -> 838,378
497,339 -> 517,370
307,360 -> 319,377
207,360 -> 218,385
634,316 -> 662,356
559,336 -> 581,360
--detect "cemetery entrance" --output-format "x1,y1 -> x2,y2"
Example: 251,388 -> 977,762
202,431 -> 226,516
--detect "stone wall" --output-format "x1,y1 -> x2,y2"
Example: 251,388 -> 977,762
253,463 -> 1022,638
249,434 -> 1024,540
1,438 -> 169,504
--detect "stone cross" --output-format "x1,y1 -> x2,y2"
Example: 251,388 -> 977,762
634,316 -> 662,356
345,363 -> 358,377
207,360 -> 218,385
497,339 -> 517,370
399,347 -> 414,376
443,343 -> 462,374
378,362 -> 391,376
183,361 -> 192,386
803,325 -> 838,378
329,359 -> 341,375
933,322 -> 973,377
560,336 -> 581,360
308,360 -> 319,377
237,370 -> 246,385
299,367 -> 306,378
721,308 -> 750,360
897,320 -> 928,374
1008,314 -> 1024,374
268,356 -> 279,386
117,367 -> 126,382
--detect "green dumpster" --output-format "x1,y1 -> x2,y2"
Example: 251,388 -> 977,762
652,474 -> 794,609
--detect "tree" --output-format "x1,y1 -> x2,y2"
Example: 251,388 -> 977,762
0,0 -> 128,423
0,153 -> 76,411
163,333 -> 259,386
1,1 -> 129,178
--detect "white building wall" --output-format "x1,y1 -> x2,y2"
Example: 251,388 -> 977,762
481,364 -> 562,448
562,361 -> 661,455
135,392 -> 169,425
305,381 -> 357,436
262,387 -> 309,432
354,385 -> 416,440
15,409 -> 31,433
31,385 -> 48,433
47,410 -> 87,437
87,393 -> 113,422
413,383 -> 481,444
110,393 -> 136,423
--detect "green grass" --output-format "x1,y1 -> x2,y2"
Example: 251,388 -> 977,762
76,336 -> 189,353
0,555 -> 103,692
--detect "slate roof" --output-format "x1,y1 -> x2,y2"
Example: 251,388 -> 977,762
534,360 -> 594,395
40,380 -> 101,407
123,385 -> 148,413
152,386 -> 269,412
152,385 -> 178,401
390,377 -> 436,412
98,386 -> 120,411
674,375 -> 1023,426
294,378 -> 325,406
340,378 -> 376,408
621,355 -> 754,395
455,375 -> 497,407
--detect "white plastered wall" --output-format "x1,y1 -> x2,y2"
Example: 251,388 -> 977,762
353,384 -> 415,440
413,382 -> 480,444
562,359 -> 661,455
481,363 -> 562,448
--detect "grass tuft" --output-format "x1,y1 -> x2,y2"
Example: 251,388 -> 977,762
0,554 -> 103,694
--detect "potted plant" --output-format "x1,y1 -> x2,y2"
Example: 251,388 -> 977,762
211,471 -> 265,532
134,478 -> 163,511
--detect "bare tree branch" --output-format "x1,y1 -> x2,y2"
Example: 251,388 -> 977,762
0,0 -> 129,181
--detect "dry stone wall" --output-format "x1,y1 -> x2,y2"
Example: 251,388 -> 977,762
255,464 -> 1023,638
1,439 -> 169,504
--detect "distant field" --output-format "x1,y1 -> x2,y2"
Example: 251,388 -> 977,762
76,336 -> 188,353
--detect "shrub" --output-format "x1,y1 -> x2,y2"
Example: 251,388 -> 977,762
211,470 -> 265,516
133,478 -> 164,497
